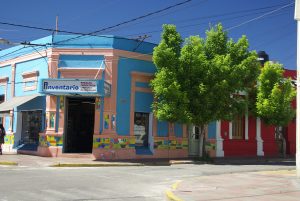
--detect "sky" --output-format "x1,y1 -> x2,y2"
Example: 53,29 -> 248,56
0,0 -> 296,69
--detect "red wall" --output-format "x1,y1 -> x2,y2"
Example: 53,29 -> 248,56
221,117 -> 257,157
220,69 -> 296,157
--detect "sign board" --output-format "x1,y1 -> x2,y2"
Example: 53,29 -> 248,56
42,79 -> 97,94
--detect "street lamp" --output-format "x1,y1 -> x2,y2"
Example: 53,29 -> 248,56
294,0 -> 300,178
0,38 -> 12,45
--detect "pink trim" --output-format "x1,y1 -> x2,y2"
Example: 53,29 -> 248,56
22,71 -> 39,91
59,68 -> 103,79
11,64 -> 15,98
22,70 -> 39,78
0,77 -> 8,83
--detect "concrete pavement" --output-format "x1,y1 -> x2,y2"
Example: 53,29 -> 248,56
166,170 -> 300,201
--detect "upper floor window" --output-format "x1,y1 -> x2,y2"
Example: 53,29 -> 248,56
22,71 -> 39,91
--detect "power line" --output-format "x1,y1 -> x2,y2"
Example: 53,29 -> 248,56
53,0 -> 193,44
225,2 -> 294,31
109,2 -> 291,35
0,21 -> 139,41
125,8 -> 290,38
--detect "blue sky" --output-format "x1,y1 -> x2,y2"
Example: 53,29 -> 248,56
0,0 -> 296,69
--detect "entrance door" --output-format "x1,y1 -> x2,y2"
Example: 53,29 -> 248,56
134,112 -> 149,148
189,126 -> 200,156
21,110 -> 42,145
64,97 -> 95,153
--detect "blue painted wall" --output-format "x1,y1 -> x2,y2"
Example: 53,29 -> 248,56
135,82 -> 150,88
15,58 -> 48,97
135,92 -> 153,113
157,121 -> 168,137
174,123 -> 183,137
0,65 -> 12,100
58,55 -> 104,68
116,58 -> 156,136
208,122 -> 216,139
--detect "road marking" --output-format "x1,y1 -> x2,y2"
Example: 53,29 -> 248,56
165,190 -> 183,201
172,180 -> 182,190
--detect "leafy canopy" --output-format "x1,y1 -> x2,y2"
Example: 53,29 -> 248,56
151,24 -> 260,126
256,62 -> 296,126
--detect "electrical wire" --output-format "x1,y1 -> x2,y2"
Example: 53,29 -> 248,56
125,8 -> 291,38
225,2 -> 294,31
0,21 -> 140,42
53,0 -> 193,44
107,2 -> 291,35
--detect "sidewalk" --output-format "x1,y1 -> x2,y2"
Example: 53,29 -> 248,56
0,154 -> 145,167
167,170 -> 300,201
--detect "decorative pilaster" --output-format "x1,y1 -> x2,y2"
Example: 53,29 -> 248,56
11,64 -> 16,98
245,113 -> 249,140
229,121 -> 232,139
102,55 -> 119,135
48,54 -> 59,78
216,120 -> 224,157
8,110 -> 13,133
57,96 -> 65,134
256,118 -> 264,156
45,96 -> 57,134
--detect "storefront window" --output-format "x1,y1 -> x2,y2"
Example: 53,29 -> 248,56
134,112 -> 149,147
21,110 -> 42,144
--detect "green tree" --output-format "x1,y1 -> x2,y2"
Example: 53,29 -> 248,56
256,62 -> 296,157
151,24 -> 260,157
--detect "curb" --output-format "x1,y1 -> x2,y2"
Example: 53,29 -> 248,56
255,169 -> 296,176
165,180 -> 183,201
0,161 -> 18,166
51,163 -> 144,167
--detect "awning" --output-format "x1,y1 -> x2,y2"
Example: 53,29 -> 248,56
0,94 -> 41,112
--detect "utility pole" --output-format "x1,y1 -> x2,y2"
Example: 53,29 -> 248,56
55,16 -> 59,34
294,0 -> 300,178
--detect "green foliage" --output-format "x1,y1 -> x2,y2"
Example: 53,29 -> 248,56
151,23 -> 260,126
256,62 -> 296,126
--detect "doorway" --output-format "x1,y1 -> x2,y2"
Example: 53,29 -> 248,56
64,97 -> 95,153
189,126 -> 200,156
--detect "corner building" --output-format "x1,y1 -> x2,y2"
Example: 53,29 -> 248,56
0,35 -> 189,159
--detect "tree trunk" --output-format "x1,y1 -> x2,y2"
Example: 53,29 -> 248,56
275,126 -> 286,158
198,124 -> 207,158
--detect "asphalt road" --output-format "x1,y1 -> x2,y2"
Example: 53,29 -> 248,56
0,164 -> 295,201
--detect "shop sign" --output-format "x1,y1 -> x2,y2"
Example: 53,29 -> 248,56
42,79 -> 97,94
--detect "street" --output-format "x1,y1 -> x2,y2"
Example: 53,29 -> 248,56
0,163 -> 296,201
